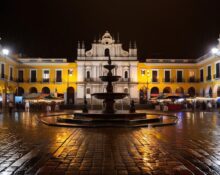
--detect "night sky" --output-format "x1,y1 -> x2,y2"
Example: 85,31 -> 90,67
1,0 -> 220,61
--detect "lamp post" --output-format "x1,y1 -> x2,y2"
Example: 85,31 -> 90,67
67,69 -> 73,104
146,70 -> 150,103
2,48 -> 10,108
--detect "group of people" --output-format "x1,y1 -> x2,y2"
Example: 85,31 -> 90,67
6,100 -> 61,113
184,100 -> 217,111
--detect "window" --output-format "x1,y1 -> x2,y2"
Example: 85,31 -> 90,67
30,70 -> 37,82
18,70 -> 24,82
177,70 -> 183,82
152,70 -> 158,82
216,63 -> 220,78
9,67 -> 13,81
86,88 -> 90,94
56,70 -> 62,82
164,70 -> 170,82
124,88 -> 128,93
189,71 -> 195,82
124,71 -> 128,79
1,64 -> 4,79
141,69 -> 145,76
200,69 -> 204,82
207,66 -> 211,81
86,71 -> 90,79
43,70 -> 50,82
105,48 -> 110,57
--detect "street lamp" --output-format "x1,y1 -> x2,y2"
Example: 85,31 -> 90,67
1,48 -> 10,109
67,69 -> 73,104
211,47 -> 219,55
146,70 -> 150,103
2,48 -> 10,56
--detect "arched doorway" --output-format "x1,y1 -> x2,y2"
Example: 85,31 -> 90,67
176,87 -> 184,94
139,87 -> 147,104
209,87 -> 213,97
42,87 -> 50,94
202,89 -> 205,97
86,71 -> 90,79
67,87 -> 74,104
163,87 -> 171,94
150,87 -> 159,97
124,71 -> 128,79
16,87 -> 24,96
105,48 -> 110,57
217,87 -> 220,97
29,87 -> 38,94
188,87 -> 195,97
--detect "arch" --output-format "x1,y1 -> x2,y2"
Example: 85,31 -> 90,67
124,88 -> 128,93
209,87 -> 213,97
86,71 -> 90,79
188,87 -> 195,97
124,71 -> 128,79
16,87 -> 24,96
202,89 -> 205,97
217,86 -> 220,97
42,87 -> 50,94
176,87 -> 184,94
163,87 -> 172,94
29,87 -> 38,94
67,87 -> 74,104
105,48 -> 110,57
150,87 -> 159,97
139,87 -> 148,104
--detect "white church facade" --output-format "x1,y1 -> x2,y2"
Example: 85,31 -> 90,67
76,31 -> 139,104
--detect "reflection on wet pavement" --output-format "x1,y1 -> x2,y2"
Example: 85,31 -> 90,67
0,111 -> 220,174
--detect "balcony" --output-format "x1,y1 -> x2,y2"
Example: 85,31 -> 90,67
0,74 -> 7,80
200,78 -> 204,82
176,78 -> 185,83
151,78 -> 159,83
163,78 -> 173,83
9,77 -> 14,81
214,74 -> 220,79
188,77 -> 199,83
29,78 -> 37,83
55,78 -> 62,83
42,79 -> 50,83
206,76 -> 212,81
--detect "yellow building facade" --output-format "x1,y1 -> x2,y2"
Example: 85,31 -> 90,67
0,36 -> 220,105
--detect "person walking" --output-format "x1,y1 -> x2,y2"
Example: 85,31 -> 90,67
9,101 -> 14,114
25,101 -> 30,112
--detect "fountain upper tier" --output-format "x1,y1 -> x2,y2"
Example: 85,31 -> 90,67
99,76 -> 121,82
103,65 -> 116,70
92,93 -> 128,100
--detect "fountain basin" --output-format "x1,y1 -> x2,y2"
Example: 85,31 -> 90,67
99,76 -> 121,82
92,92 -> 128,100
38,111 -> 178,128
103,65 -> 116,70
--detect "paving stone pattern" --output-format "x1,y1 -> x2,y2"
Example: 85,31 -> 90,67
0,111 -> 220,174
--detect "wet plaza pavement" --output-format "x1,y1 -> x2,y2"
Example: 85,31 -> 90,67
0,111 -> 220,174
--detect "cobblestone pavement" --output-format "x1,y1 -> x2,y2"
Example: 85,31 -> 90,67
0,111 -> 220,175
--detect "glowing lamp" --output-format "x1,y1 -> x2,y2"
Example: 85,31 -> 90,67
2,49 -> 9,56
211,47 -> 219,54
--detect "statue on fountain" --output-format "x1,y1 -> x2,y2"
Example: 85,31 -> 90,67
129,100 -> 136,113
82,96 -> 88,113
